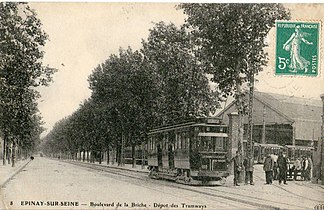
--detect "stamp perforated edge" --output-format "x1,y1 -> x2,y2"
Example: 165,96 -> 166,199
273,20 -> 322,78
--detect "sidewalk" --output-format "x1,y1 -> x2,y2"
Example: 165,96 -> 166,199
0,159 -> 31,188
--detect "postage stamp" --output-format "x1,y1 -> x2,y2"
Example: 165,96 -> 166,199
275,21 -> 321,76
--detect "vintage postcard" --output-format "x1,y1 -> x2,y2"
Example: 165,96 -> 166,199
0,2 -> 324,210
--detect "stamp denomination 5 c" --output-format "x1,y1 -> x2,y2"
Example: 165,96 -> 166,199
275,21 -> 321,76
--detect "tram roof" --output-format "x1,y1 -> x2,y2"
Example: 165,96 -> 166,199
255,143 -> 284,148
284,145 -> 314,150
148,117 -> 226,134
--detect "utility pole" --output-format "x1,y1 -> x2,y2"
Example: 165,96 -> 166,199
247,71 -> 254,158
236,78 -> 244,155
261,105 -> 266,144
320,94 -> 324,185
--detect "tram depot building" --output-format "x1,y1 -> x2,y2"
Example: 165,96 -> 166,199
217,91 -> 322,150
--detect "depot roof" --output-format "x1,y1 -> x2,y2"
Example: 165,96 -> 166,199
217,91 -> 322,141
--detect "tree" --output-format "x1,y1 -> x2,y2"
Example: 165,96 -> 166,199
180,3 -> 290,156
0,2 -> 56,166
89,48 -> 159,166
142,22 -> 221,125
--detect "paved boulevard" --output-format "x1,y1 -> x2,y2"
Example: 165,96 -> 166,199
1,157 -> 324,210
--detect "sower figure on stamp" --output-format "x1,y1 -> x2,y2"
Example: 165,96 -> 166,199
243,154 -> 254,185
263,154 -> 274,184
231,151 -> 243,186
283,25 -> 313,73
277,151 -> 288,185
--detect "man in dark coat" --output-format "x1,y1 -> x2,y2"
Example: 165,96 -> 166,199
277,152 -> 288,185
232,151 -> 243,186
263,154 -> 274,184
243,154 -> 254,185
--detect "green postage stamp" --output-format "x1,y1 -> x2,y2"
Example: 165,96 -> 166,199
275,21 -> 321,76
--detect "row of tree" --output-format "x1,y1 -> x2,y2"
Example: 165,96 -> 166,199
41,4 -> 290,165
0,3 -> 56,166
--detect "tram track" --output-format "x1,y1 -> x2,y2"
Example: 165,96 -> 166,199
61,160 -> 246,209
252,173 -> 324,204
271,181 -> 324,203
63,160 -> 283,210
293,180 -> 324,194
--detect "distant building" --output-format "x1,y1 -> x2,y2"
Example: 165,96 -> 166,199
217,91 -> 322,147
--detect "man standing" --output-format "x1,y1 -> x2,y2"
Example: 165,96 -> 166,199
271,153 -> 278,180
243,154 -> 254,185
232,151 -> 243,186
307,156 -> 313,181
277,152 -> 288,185
263,154 -> 274,184
294,158 -> 302,181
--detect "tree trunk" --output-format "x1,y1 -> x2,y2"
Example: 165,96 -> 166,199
106,149 -> 110,165
141,142 -> 145,169
11,141 -> 16,167
7,145 -> 11,165
18,148 -> 21,160
132,144 -> 136,168
111,148 -> 115,165
82,150 -> 85,162
121,133 -> 125,166
3,135 -> 6,165
117,144 -> 121,166
99,150 -> 102,164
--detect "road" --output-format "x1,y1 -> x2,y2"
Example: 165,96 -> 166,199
1,157 -> 323,210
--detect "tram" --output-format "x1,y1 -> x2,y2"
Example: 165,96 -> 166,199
124,146 -> 147,165
253,143 -> 284,163
252,143 -> 314,163
285,145 -> 314,161
147,117 -> 230,186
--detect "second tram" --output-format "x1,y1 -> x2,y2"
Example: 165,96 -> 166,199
252,143 -> 314,163
147,118 -> 230,186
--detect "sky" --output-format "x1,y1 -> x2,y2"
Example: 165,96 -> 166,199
29,3 -> 324,136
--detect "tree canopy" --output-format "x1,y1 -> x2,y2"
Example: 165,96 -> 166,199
180,3 -> 290,100
0,2 -> 56,165
41,4 -> 290,161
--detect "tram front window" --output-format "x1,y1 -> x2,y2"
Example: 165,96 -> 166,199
200,136 -> 224,151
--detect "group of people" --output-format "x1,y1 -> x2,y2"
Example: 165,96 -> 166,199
263,152 -> 289,185
288,156 -> 313,181
231,151 -> 313,186
231,151 -> 254,186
